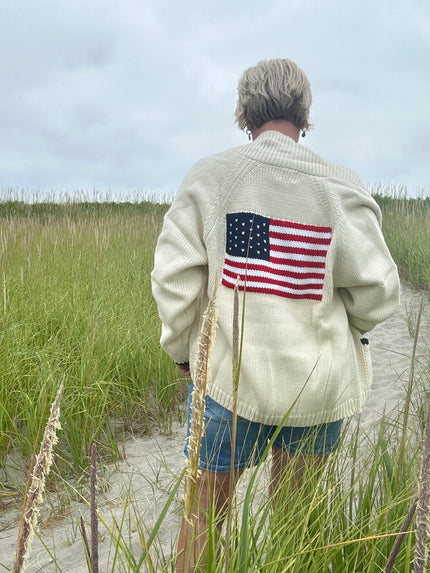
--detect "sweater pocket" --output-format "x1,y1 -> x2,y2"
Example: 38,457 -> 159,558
350,325 -> 372,390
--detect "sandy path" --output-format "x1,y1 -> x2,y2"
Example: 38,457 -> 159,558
1,284 -> 428,572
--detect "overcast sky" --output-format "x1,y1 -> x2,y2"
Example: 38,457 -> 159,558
1,0 -> 429,200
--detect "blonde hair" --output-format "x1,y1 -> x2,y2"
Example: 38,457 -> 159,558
235,58 -> 312,132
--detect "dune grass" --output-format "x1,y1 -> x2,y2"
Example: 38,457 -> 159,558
0,199 -> 185,475
15,287 -> 425,572
0,186 -> 428,474
1,186 -> 429,570
372,186 -> 430,291
75,413 -> 422,572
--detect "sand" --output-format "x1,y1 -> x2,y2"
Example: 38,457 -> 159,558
1,283 -> 429,572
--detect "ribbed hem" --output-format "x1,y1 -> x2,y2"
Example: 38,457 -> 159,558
207,385 -> 369,427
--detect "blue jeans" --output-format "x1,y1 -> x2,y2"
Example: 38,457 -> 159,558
184,385 -> 343,473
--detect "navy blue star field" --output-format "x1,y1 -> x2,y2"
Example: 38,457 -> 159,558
226,212 -> 270,260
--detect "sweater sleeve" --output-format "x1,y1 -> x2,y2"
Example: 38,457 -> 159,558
151,181 -> 208,364
332,180 -> 401,333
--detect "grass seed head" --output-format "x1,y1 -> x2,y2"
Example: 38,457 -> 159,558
184,282 -> 218,521
13,379 -> 64,573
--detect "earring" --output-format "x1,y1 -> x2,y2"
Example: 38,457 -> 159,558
301,130 -> 306,138
245,128 -> 252,141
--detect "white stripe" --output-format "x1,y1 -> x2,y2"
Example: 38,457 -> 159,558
223,264 -> 324,285
222,274 -> 323,295
272,252 -> 327,263
270,238 -> 329,251
270,225 -> 332,240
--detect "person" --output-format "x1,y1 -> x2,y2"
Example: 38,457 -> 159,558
151,58 -> 400,570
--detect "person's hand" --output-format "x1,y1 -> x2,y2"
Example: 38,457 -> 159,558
176,362 -> 190,376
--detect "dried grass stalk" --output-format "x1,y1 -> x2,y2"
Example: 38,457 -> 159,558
232,282 -> 239,380
183,281 -> 218,522
414,405 -> 430,572
224,282 -> 240,572
384,496 -> 417,573
398,298 -> 423,485
2,272 -> 6,314
90,442 -> 99,573
13,378 -> 64,573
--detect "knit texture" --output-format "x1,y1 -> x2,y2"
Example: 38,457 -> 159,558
151,131 -> 400,426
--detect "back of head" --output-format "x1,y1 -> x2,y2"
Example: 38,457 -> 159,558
235,58 -> 312,133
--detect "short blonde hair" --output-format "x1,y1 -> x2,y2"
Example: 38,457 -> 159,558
235,59 -> 312,132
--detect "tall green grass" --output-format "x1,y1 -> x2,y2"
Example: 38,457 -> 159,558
75,414 -> 421,572
28,291 -> 424,572
0,200 -> 185,472
1,188 -> 429,571
372,185 -> 430,291
0,186 -> 428,475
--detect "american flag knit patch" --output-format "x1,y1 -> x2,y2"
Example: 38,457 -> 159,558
221,212 -> 332,301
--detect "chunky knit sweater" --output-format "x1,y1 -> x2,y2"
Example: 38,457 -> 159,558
151,131 -> 400,426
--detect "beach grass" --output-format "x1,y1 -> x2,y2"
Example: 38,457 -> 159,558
0,186 -> 429,570
0,186 -> 428,474
26,297 -> 426,572
372,186 -> 430,291
69,415 -> 422,572
0,199 -> 186,474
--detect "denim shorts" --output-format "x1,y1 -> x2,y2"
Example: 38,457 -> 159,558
184,385 -> 343,473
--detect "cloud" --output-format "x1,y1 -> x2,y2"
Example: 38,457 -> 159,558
0,0 -> 429,197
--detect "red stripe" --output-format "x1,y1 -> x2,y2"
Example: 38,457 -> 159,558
222,268 -> 323,291
271,245 -> 329,257
270,218 -> 332,234
222,278 -> 322,301
269,231 -> 332,245
270,256 -> 326,268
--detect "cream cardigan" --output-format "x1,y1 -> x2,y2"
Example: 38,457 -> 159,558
151,131 -> 400,426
